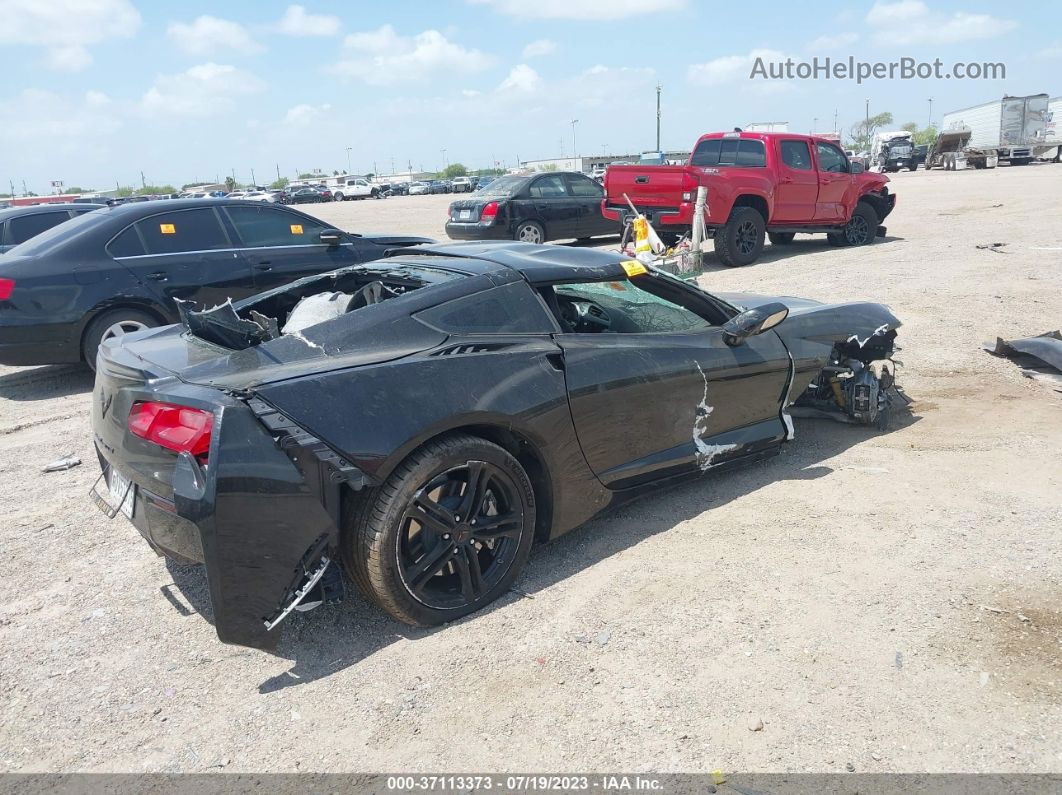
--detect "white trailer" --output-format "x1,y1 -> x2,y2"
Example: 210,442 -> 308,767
939,94 -> 1050,167
744,121 -> 788,132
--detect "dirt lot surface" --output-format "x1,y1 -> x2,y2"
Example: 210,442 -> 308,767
2,166 -> 1060,773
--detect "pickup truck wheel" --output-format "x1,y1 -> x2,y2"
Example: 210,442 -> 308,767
515,221 -> 545,244
714,207 -> 765,266
842,203 -> 877,246
333,192 -> 345,202
768,232 -> 795,245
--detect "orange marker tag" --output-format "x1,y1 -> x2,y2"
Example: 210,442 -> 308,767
159,223 -> 176,234
290,224 -> 303,235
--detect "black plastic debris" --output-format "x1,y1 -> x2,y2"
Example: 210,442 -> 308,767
176,299 -> 278,350
983,331 -> 1062,390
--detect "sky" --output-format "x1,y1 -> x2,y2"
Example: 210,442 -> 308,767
0,0 -> 1057,193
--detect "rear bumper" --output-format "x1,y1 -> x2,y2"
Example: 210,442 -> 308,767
601,201 -> 694,227
90,342 -> 357,650
444,221 -> 512,241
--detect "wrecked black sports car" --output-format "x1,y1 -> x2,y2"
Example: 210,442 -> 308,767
90,242 -> 902,650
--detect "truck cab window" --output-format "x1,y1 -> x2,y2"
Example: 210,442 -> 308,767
780,140 -> 812,170
816,142 -> 849,173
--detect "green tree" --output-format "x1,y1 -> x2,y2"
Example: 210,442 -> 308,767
137,184 -> 176,195
847,111 -> 894,152
65,186 -> 84,194
902,122 -> 938,146
298,172 -> 317,179
225,176 -> 237,192
116,186 -> 135,197
442,163 -> 468,178
536,163 -> 558,172
269,176 -> 289,189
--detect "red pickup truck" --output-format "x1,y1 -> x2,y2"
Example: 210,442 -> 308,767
602,131 -> 896,266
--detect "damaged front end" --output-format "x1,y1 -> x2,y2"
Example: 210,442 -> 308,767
791,325 -> 907,429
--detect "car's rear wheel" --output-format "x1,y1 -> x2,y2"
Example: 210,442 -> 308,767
344,434 -> 535,626
515,221 -> 545,244
333,192 -> 345,201
768,232 -> 795,245
714,206 -> 765,266
82,308 -> 158,371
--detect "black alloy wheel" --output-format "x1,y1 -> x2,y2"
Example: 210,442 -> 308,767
397,462 -> 523,609
344,434 -> 535,626
843,203 -> 877,246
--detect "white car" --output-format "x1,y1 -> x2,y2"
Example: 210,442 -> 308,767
238,191 -> 274,203
451,176 -> 473,193
332,177 -> 380,201
408,181 -> 431,196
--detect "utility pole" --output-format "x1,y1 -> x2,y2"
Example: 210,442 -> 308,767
390,156 -> 395,176
833,108 -> 838,134
373,160 -> 378,177
250,168 -> 256,186
927,98 -> 933,129
571,119 -> 578,170
345,147 -> 352,175
140,171 -> 146,190
656,84 -> 662,151
865,98 -> 870,149
813,117 -> 818,133
440,149 -> 448,170
276,163 -> 281,182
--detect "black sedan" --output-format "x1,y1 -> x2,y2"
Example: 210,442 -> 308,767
287,187 -> 325,204
446,172 -> 615,244
0,198 -> 429,368
0,203 -> 106,254
90,241 -> 902,649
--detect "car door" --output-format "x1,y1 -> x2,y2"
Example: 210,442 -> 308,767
549,277 -> 790,488
564,173 -> 613,237
223,204 -> 362,292
813,141 -> 851,222
773,139 -> 819,222
110,207 -> 255,309
526,174 -> 576,240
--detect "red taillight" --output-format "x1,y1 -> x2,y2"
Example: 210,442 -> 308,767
447,204 -> 455,220
480,201 -> 498,223
0,278 -> 14,301
128,401 -> 213,459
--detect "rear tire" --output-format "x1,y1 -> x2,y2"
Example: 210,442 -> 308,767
515,221 -> 545,244
333,192 -> 345,202
714,206 -> 765,267
343,434 -> 536,626
768,232 -> 795,245
82,308 -> 158,371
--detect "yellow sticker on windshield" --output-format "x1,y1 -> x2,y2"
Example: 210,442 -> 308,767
621,259 -> 648,277
290,224 -> 304,235
159,223 -> 175,234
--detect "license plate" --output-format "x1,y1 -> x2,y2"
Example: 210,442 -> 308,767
459,209 -> 472,220
109,467 -> 135,519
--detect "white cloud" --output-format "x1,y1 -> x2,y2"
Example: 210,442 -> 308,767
331,25 -> 493,84
0,0 -> 140,72
275,4 -> 341,37
807,32 -> 859,50
866,1 -> 1017,45
498,64 -> 542,93
0,89 -> 122,140
140,63 -> 266,117
283,103 -> 332,125
687,49 -> 786,86
1036,41 -> 1062,59
168,16 -> 263,56
470,0 -> 684,19
522,39 -> 557,58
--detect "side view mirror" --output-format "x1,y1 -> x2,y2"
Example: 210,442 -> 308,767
319,229 -> 343,247
722,302 -> 789,346
850,161 -> 865,174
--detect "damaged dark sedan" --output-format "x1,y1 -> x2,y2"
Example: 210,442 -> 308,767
90,241 -> 903,650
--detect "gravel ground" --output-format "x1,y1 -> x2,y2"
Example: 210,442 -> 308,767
1,165 -> 1060,773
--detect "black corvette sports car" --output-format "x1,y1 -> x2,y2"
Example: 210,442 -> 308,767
90,242 -> 902,650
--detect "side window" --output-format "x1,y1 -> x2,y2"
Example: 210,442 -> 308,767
528,175 -> 568,198
565,174 -> 603,197
690,139 -> 721,166
414,282 -> 556,335
816,142 -> 849,173
136,208 -> 230,254
551,280 -> 712,334
8,212 -> 71,245
780,140 -> 812,170
735,140 -> 766,166
108,225 -> 146,257
225,206 -> 328,247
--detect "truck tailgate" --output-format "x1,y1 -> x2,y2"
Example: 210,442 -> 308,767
604,165 -> 691,210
